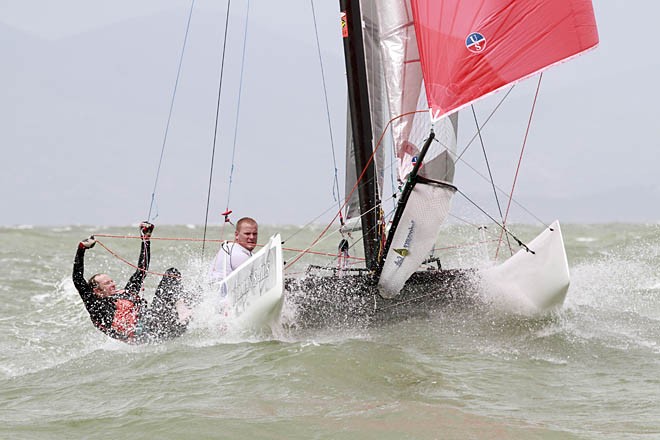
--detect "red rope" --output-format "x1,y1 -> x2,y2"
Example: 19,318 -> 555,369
95,240 -> 180,278
495,74 -> 543,258
94,233 -> 365,261
94,233 -> 224,243
94,234 -> 366,277
283,247 -> 365,261
98,109 -> 431,276
99,108 -> 426,274
96,232 -> 487,271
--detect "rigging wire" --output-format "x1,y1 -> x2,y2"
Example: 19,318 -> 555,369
495,73 -> 544,258
93,234 -> 364,281
284,81 -> 548,270
454,86 -> 515,163
201,0 -> 233,255
283,111 -> 418,271
310,0 -> 343,221
455,188 -> 534,254
221,0 -> 251,240
94,234 -> 362,261
281,201 -> 342,244
444,86 -> 553,226
146,0 -> 197,222
471,104 -> 513,254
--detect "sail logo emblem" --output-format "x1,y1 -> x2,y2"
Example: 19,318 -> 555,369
394,221 -> 416,267
466,32 -> 486,53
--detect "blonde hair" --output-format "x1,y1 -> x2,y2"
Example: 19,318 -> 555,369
236,217 -> 257,231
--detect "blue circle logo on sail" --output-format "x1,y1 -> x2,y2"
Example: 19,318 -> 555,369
411,155 -> 423,169
466,32 -> 486,53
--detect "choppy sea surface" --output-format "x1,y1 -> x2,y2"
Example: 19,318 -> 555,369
1,223 -> 659,439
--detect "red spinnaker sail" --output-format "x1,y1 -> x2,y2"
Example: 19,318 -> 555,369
410,0 -> 599,119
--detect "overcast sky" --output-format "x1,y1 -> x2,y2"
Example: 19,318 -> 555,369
1,0 -> 659,227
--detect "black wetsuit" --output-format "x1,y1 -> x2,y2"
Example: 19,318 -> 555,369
72,239 -> 188,344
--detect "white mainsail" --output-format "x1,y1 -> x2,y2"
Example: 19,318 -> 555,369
342,0 -> 459,294
364,0 -> 459,297
343,3 -> 388,224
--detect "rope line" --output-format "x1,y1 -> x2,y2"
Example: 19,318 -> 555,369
310,0 -> 342,217
429,86 -> 549,227
471,104 -> 512,254
455,188 -> 533,254
496,73 -> 543,258
281,201 -> 343,244
222,0 -> 250,240
201,0 -> 233,255
147,0 -> 197,222
95,240 -> 180,279
92,234 -> 366,261
283,110 -> 423,271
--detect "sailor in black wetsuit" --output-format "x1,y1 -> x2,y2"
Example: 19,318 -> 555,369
72,222 -> 190,344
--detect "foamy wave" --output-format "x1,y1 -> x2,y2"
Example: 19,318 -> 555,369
0,224 -> 35,230
575,236 -> 597,243
51,226 -> 72,232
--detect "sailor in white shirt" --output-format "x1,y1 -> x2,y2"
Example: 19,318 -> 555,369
209,217 -> 259,286
209,218 -> 258,321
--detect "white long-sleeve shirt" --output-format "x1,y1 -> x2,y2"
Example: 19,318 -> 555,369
209,241 -> 253,281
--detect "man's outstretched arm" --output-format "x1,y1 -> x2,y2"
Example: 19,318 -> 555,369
73,236 -> 96,300
124,222 -> 153,295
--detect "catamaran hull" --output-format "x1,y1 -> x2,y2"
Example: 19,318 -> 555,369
285,221 -> 570,327
479,220 -> 570,314
220,234 -> 285,334
285,268 -> 476,328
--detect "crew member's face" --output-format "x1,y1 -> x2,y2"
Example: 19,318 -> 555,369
235,222 -> 258,251
92,274 -> 118,298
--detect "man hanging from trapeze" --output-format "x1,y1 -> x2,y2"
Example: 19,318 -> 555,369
72,222 -> 195,344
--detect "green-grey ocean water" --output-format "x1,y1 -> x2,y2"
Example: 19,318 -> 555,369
1,223 -> 659,439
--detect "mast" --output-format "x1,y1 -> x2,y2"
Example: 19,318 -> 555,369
339,0 -> 380,271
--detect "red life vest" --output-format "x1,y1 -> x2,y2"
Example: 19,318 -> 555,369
111,299 -> 139,338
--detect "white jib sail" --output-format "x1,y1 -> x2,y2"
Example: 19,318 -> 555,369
377,183 -> 455,298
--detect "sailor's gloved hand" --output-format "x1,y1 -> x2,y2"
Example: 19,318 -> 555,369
79,236 -> 96,250
140,221 -> 155,239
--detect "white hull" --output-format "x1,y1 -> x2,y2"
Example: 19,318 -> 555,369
220,234 -> 284,334
480,220 -> 570,314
